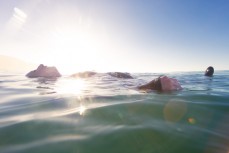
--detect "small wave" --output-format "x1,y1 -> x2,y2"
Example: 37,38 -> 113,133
0,134 -> 87,153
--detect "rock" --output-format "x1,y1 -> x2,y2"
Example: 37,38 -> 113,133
160,76 -> 182,91
26,64 -> 61,78
138,76 -> 182,91
107,72 -> 133,79
138,77 -> 162,91
71,71 -> 96,78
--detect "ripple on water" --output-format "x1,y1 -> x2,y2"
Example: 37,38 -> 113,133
0,72 -> 229,153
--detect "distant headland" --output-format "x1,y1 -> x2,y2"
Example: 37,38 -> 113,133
0,55 -> 36,73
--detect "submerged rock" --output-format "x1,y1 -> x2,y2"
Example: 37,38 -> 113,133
138,76 -> 182,92
71,71 -> 97,78
107,72 -> 133,79
26,64 -> 61,78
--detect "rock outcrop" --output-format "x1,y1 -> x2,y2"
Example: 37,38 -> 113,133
71,71 -> 96,78
26,64 -> 61,78
138,76 -> 182,91
107,72 -> 133,79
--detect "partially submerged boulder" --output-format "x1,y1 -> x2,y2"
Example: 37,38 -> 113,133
138,76 -> 182,92
26,64 -> 61,78
71,71 -> 96,78
107,72 -> 133,79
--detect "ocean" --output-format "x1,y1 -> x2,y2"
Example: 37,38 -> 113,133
0,71 -> 228,153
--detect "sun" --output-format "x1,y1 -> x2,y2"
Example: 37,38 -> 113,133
43,27 -> 103,75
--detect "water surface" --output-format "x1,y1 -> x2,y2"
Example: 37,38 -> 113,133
0,71 -> 228,153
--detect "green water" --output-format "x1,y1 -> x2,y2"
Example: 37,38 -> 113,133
0,72 -> 229,153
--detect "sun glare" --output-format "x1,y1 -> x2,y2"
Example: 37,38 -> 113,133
43,27 -> 102,74
56,78 -> 86,95
79,105 -> 86,115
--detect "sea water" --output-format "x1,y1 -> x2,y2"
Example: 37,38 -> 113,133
0,71 -> 228,153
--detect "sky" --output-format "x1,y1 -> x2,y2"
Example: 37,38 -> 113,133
0,0 -> 228,74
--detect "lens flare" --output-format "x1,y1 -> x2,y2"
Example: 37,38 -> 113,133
163,99 -> 187,123
188,117 -> 196,124
13,7 -> 27,23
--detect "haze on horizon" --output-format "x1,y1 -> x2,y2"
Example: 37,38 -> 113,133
0,0 -> 228,74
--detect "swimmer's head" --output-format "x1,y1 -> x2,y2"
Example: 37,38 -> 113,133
204,66 -> 214,77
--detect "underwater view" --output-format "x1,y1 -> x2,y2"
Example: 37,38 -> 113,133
0,71 -> 228,153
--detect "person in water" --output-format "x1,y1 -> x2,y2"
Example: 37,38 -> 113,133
204,66 -> 214,77
138,76 -> 182,92
138,66 -> 215,92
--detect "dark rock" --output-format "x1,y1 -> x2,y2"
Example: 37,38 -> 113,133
107,72 -> 133,79
138,76 -> 182,92
138,77 -> 162,91
26,64 -> 61,78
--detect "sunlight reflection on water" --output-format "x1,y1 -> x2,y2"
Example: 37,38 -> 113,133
56,78 -> 86,95
0,72 -> 229,153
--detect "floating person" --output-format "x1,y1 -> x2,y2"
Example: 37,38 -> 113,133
138,76 -> 182,92
204,66 -> 214,77
26,64 -> 61,78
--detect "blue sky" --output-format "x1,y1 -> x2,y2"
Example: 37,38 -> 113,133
0,0 -> 228,74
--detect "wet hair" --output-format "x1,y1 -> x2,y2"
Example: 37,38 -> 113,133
205,66 -> 214,77
138,77 -> 162,91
